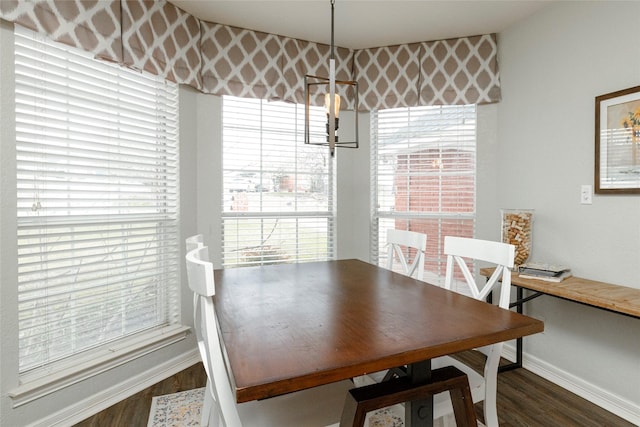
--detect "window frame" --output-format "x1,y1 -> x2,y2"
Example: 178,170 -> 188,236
9,26 -> 188,404
220,96 -> 336,267
371,104 -> 477,289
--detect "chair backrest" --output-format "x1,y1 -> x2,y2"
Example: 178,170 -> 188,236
386,229 -> 427,280
186,245 -> 215,297
442,236 -> 515,427
186,246 -> 243,427
186,233 -> 204,252
443,236 -> 514,309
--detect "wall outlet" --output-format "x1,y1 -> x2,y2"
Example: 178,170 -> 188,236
580,184 -> 592,204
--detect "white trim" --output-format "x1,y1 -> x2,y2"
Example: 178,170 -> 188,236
502,344 -> 640,425
10,325 -> 191,407
14,26 -> 181,379
24,348 -> 201,427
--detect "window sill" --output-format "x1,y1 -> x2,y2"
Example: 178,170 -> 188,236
9,324 -> 190,407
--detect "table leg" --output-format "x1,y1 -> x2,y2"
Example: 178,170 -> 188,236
515,286 -> 524,368
500,286 -> 544,372
406,360 -> 432,427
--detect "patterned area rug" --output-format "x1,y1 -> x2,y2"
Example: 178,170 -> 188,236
368,406 -> 405,426
147,387 -> 484,427
147,387 -> 204,427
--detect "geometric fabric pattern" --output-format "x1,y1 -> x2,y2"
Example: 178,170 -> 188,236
200,22 -> 282,100
419,34 -> 501,106
1,0 -> 501,109
0,0 -> 123,63
200,25 -> 356,109
355,43 -> 421,111
280,37 -> 355,108
122,0 -> 201,88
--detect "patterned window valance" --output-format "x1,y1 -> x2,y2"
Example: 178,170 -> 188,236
122,0 -> 201,88
0,0 -> 122,63
1,0 -> 501,108
419,34 -> 501,106
200,22 -> 281,100
355,43 -> 421,111
200,29 -> 355,107
280,37 -> 354,108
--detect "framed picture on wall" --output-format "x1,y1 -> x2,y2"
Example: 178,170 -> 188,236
595,85 -> 640,194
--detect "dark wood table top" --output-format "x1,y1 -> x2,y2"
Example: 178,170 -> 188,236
214,259 -> 544,403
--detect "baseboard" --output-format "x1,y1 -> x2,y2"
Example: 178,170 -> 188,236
502,344 -> 640,425
26,349 -> 201,427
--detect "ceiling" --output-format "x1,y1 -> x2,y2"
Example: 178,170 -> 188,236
170,0 -> 553,49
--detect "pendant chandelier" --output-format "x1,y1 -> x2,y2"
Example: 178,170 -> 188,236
304,0 -> 358,156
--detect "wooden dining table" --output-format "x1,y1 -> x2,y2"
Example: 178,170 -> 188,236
213,259 -> 543,427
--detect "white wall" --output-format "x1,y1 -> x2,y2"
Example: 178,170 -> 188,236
496,1 -> 640,422
195,94 -> 223,268
336,110 -> 373,262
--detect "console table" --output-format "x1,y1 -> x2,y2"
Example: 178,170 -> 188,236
480,267 -> 640,371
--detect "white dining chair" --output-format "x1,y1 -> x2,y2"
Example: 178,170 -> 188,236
186,233 -> 204,252
355,236 -> 512,426
185,246 -> 354,427
185,233 -> 216,425
354,229 -> 428,388
430,236 -> 515,427
386,229 -> 427,280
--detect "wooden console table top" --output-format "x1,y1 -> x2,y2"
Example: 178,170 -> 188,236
480,267 -> 640,318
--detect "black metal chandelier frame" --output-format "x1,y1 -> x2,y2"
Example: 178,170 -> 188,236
304,0 -> 359,156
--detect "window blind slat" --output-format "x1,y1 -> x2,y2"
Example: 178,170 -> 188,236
222,96 -> 334,267
15,126 -> 179,152
18,268 -> 180,306
15,26 -> 180,375
372,105 -> 477,290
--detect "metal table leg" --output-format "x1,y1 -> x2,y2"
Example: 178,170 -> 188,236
406,360 -> 433,427
499,286 -> 544,372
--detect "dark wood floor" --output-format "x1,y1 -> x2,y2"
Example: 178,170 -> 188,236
74,352 -> 634,427
73,363 -> 207,427
455,351 -> 634,427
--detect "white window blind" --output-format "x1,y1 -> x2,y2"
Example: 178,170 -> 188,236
371,105 -> 476,288
15,27 -> 180,376
222,96 -> 334,267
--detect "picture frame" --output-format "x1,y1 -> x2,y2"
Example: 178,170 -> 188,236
595,85 -> 640,194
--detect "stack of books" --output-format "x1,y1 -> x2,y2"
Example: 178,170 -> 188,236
518,262 -> 572,282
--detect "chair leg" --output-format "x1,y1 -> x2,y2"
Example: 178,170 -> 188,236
448,379 -> 477,427
339,390 -> 367,427
339,366 -> 477,427
201,380 -> 213,426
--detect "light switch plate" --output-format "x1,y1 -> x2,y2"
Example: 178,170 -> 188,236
581,184 -> 592,204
